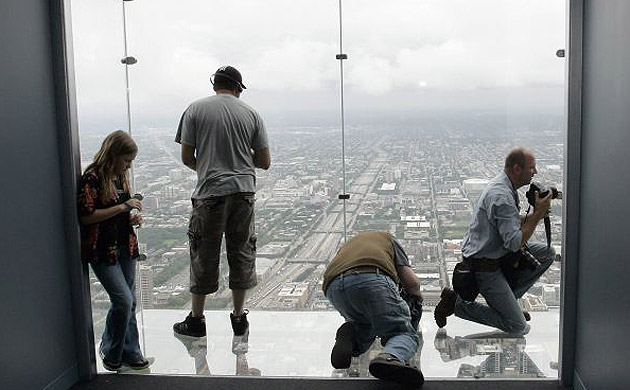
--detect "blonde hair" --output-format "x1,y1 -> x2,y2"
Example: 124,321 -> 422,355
85,130 -> 138,202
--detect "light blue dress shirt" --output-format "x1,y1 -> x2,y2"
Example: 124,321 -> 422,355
461,171 -> 523,259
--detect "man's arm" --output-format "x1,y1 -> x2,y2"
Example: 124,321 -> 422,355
397,265 -> 423,301
253,147 -> 271,170
181,144 -> 197,171
391,238 -> 423,300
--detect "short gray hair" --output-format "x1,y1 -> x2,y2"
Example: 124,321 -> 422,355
504,147 -> 528,170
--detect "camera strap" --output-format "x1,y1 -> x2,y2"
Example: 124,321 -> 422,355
523,204 -> 532,224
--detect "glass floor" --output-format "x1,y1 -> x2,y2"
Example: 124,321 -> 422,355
96,309 -> 559,379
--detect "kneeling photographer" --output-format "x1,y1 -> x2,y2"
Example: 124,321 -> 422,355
434,147 -> 557,335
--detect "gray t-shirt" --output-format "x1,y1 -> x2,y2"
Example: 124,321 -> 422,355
175,94 -> 268,198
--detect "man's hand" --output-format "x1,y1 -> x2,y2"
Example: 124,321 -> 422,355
533,191 -> 552,219
400,288 -> 423,331
181,144 -> 197,171
407,291 -> 423,302
253,147 -> 271,170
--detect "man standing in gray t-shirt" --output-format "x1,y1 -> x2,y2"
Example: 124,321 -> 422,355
173,66 -> 270,339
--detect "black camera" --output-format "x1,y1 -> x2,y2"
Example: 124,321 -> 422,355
525,182 -> 561,207
525,182 -> 562,248
518,248 -> 541,270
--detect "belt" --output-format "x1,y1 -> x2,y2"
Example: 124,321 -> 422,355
462,256 -> 502,272
341,266 -> 382,276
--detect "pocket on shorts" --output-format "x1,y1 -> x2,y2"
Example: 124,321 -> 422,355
188,201 -> 206,249
248,233 -> 257,252
242,193 -> 255,207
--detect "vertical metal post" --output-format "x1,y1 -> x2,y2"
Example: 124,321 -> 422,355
122,1 -> 133,138
560,0 -> 583,386
51,0 -> 97,379
120,0 -> 146,356
337,0 -> 348,243
121,0 -> 137,190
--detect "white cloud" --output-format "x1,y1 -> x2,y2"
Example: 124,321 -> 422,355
246,39 -> 338,91
71,0 -> 566,124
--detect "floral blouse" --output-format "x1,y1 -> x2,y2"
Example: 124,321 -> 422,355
77,169 -> 139,265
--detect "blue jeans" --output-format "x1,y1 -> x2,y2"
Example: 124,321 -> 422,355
325,271 -> 420,363
91,252 -> 143,363
454,243 -> 555,335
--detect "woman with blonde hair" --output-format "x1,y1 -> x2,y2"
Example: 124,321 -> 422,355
77,130 -> 150,371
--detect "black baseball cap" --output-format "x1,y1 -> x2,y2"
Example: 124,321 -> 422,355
211,65 -> 246,89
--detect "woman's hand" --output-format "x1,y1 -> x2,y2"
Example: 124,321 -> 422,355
80,201 -> 140,226
130,213 -> 143,227
124,198 -> 143,212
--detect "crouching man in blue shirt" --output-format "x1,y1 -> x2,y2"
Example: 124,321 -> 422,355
435,147 -> 555,335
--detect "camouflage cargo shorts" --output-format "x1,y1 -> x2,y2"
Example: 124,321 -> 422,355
188,192 -> 257,294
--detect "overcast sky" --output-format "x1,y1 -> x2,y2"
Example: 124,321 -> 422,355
71,0 -> 566,132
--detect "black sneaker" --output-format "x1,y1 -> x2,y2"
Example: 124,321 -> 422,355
523,310 -> 531,322
173,312 -> 206,337
230,309 -> 249,336
369,352 -> 424,388
122,357 -> 152,370
102,357 -> 122,372
434,287 -> 457,328
331,322 -> 355,369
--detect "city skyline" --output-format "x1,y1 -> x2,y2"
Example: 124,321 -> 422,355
85,122 -> 564,379
85,117 -> 563,315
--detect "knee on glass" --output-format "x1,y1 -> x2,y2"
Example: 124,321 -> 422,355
505,318 -> 529,335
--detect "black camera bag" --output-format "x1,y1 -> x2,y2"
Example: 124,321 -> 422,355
452,261 -> 479,301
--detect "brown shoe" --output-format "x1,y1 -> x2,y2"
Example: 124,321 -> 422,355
434,287 -> 457,328
369,353 -> 424,388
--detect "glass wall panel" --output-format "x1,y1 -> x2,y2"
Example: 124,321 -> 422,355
342,0 -> 565,379
73,0 -> 345,376
71,0 -> 134,370
72,0 -> 565,380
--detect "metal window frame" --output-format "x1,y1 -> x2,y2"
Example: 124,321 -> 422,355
51,0 -> 97,381
54,0 -> 583,385
559,0 -> 583,387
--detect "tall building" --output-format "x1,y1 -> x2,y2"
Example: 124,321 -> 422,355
137,265 -> 154,309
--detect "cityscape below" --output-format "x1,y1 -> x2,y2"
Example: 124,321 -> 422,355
82,111 -> 564,378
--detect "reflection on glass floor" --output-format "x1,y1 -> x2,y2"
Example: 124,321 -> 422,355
96,309 -> 559,379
